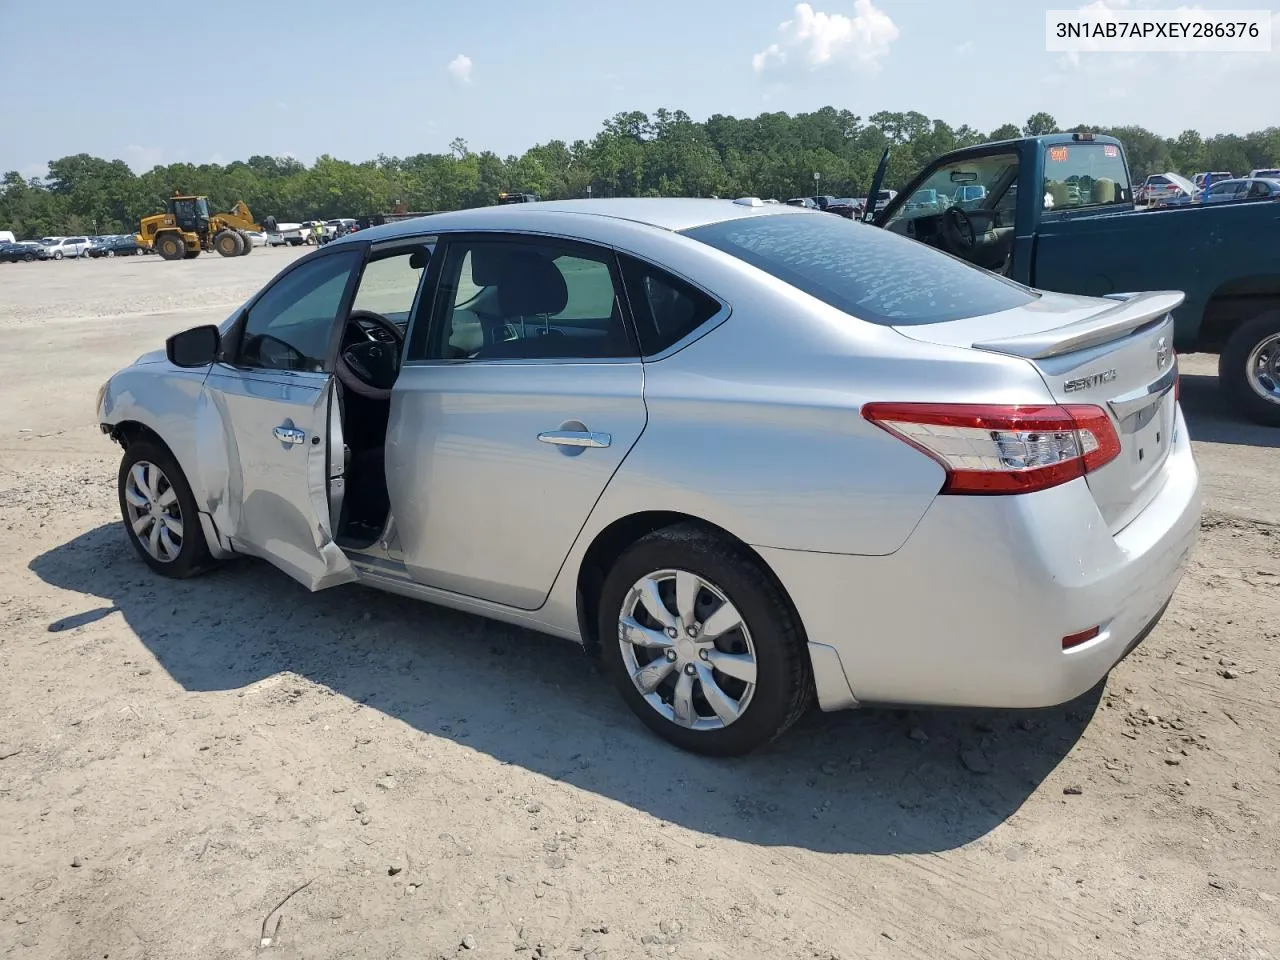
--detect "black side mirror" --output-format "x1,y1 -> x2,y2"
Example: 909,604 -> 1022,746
166,325 -> 221,367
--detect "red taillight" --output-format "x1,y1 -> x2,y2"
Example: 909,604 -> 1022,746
861,403 -> 1122,495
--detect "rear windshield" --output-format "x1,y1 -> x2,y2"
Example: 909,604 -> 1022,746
681,213 -> 1036,326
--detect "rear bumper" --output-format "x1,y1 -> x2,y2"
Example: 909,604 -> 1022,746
761,405 -> 1202,710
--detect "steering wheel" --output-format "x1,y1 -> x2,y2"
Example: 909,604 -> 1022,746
942,205 -> 977,252
336,310 -> 404,400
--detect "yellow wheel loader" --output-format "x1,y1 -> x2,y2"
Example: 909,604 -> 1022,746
136,193 -> 263,261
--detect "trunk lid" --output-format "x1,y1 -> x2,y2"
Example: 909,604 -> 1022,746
893,289 -> 1183,533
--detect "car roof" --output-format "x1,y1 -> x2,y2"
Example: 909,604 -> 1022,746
337,198 -> 813,246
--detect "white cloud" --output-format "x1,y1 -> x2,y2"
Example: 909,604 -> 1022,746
124,144 -> 164,173
447,54 -> 473,84
752,0 -> 899,74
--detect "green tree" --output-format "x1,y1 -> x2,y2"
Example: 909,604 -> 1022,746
4,108 -> 1277,239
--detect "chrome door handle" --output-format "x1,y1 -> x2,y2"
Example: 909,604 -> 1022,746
273,425 -> 306,445
537,430 -> 611,448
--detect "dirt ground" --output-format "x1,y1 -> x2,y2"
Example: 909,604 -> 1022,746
0,249 -> 1276,960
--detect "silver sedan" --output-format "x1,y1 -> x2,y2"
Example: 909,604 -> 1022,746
96,198 -> 1202,756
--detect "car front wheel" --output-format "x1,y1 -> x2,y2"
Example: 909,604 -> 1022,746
597,524 -> 812,756
117,440 -> 214,578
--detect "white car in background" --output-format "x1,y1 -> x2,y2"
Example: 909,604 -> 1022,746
1136,173 -> 1195,206
41,236 -> 93,259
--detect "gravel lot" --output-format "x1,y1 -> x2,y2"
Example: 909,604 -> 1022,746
0,249 -> 1277,960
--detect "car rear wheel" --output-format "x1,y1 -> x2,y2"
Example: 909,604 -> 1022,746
1220,309 -> 1280,427
118,440 -> 214,578
597,523 -> 812,756
53,250 -> 63,260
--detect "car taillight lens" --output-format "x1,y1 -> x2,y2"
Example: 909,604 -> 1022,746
861,403 -> 1121,495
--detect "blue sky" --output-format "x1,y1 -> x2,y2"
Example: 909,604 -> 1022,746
2,0 -> 1276,177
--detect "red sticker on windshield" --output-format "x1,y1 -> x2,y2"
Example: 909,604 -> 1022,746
1104,145 -> 1119,157
1048,147 -> 1068,163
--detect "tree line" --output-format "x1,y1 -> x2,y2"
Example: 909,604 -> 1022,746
3,108 -> 1278,239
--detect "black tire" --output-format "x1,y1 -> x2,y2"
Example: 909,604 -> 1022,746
213,229 -> 243,257
596,523 -> 812,756
22,253 -> 33,262
237,230 -> 253,255
117,439 -> 215,579
156,233 -> 186,260
184,249 -> 201,259
53,250 -> 64,260
1219,309 -> 1280,427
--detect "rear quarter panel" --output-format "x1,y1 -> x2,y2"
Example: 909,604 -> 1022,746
575,260 -> 1058,557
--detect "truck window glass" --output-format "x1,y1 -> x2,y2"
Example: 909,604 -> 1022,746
1042,143 -> 1132,211
884,153 -> 1019,227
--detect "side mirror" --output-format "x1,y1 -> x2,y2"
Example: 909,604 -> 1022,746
166,324 -> 221,367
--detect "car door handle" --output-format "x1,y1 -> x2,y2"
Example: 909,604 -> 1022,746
537,430 -> 611,448
273,425 -> 306,445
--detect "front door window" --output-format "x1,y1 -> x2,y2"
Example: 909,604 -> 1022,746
236,251 -> 362,372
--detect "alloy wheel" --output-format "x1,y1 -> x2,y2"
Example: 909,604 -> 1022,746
1246,332 -> 1280,405
617,569 -> 758,730
123,460 -> 184,563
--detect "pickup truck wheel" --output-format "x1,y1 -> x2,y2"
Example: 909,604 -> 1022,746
1220,310 -> 1280,427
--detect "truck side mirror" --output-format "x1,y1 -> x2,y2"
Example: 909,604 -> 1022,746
166,325 -> 221,367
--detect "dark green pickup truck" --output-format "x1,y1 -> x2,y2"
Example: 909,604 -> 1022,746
871,133 -> 1280,426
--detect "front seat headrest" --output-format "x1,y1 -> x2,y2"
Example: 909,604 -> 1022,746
495,251 -> 569,317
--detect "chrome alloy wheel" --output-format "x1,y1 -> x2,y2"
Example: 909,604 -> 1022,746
617,569 -> 758,730
123,460 -> 184,563
1246,332 -> 1280,405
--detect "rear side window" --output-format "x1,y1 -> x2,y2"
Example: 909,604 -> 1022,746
682,213 -> 1036,326
619,255 -> 722,355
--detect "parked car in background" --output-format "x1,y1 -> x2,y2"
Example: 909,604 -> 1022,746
1136,173 -> 1193,205
1192,171 -> 1234,190
824,198 -> 858,219
268,223 -> 307,246
41,236 -> 92,259
245,231 -> 268,248
1248,168 -> 1280,180
1160,177 -> 1280,208
1199,177 -> 1280,204
88,235 -> 142,257
784,197 -> 817,208
97,198 -> 1201,756
0,241 -> 52,262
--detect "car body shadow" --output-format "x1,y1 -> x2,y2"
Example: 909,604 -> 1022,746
1180,373 -> 1280,448
30,524 -> 1100,856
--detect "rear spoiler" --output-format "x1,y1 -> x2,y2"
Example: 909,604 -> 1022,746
973,290 -> 1185,360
